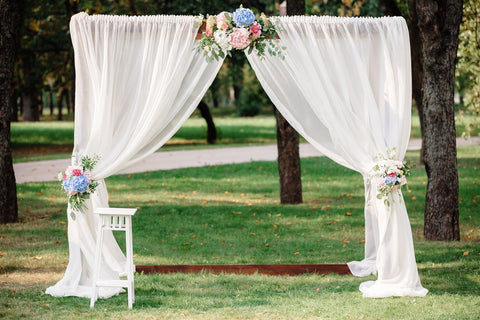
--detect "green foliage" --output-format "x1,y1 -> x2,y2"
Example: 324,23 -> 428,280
307,0 -> 382,17
456,0 -> 480,137
237,65 -> 272,117
1,146 -> 480,318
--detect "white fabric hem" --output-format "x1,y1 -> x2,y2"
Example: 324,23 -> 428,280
347,259 -> 377,277
359,280 -> 429,298
46,284 -> 124,299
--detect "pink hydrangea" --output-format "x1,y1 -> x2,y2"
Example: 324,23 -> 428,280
83,169 -> 92,182
216,12 -> 228,30
250,22 -> 261,39
229,27 -> 251,50
72,169 -> 83,177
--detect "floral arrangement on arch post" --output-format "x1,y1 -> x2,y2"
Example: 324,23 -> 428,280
371,148 -> 412,206
58,153 -> 100,218
196,6 -> 285,61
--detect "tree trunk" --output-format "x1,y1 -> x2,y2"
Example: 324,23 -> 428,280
274,108 -> 302,203
10,87 -> 18,121
416,0 -> 462,240
197,100 -> 217,144
0,0 -> 21,224
273,0 -> 303,204
57,88 -> 64,120
20,54 -> 39,121
48,89 -> 54,115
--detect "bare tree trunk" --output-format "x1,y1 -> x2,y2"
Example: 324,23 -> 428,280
274,108 -> 302,203
20,54 -> 40,121
416,0 -> 462,240
48,89 -> 54,115
273,0 -> 303,204
57,88 -> 68,120
0,0 -> 21,224
197,100 -> 217,144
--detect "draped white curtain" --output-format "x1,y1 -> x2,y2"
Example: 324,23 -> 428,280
46,13 -> 224,298
247,16 -> 427,297
47,12 -> 427,300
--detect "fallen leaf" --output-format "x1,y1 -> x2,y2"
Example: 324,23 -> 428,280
411,196 -> 417,200
463,251 -> 470,256
294,252 -> 300,255
321,205 -> 331,211
273,224 -> 278,228
345,212 -> 352,216
201,200 -> 208,205
59,221 -> 66,225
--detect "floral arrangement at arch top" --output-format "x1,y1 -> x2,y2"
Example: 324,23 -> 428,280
196,6 -> 285,61
371,148 -> 412,205
59,153 -> 100,216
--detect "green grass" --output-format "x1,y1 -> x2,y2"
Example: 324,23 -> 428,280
1,146 -> 479,319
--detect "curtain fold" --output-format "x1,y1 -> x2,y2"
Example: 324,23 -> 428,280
247,15 -> 427,297
46,12 -> 224,298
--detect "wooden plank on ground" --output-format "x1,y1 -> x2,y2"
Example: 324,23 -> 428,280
136,264 -> 351,276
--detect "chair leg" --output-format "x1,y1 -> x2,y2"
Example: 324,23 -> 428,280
90,225 -> 104,309
126,217 -> 134,309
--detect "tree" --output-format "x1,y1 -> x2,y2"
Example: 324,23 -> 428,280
0,0 -> 21,223
416,0 -> 462,240
197,100 -> 217,144
273,0 -> 303,204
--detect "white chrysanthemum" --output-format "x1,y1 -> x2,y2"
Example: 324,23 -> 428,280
214,30 -> 232,51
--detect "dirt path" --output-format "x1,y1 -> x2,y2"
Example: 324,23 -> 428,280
13,137 -> 480,184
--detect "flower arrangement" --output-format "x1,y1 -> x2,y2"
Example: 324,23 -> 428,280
371,148 -> 412,205
59,154 -> 100,214
196,6 -> 285,61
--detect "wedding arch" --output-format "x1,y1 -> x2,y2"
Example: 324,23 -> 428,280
46,11 -> 428,299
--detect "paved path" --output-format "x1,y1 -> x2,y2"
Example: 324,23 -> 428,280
14,137 -> 480,184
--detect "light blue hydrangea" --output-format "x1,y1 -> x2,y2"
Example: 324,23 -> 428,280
63,175 -> 89,193
233,7 -> 255,27
384,175 -> 398,186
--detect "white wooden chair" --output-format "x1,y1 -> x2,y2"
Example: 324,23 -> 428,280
90,207 -> 137,309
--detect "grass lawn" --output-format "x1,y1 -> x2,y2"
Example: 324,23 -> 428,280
1,146 -> 479,319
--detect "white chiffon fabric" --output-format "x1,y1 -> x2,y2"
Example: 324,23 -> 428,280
247,16 -> 427,297
46,13 -> 224,298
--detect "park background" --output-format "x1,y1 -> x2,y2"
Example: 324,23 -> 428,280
1,0 -> 480,319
